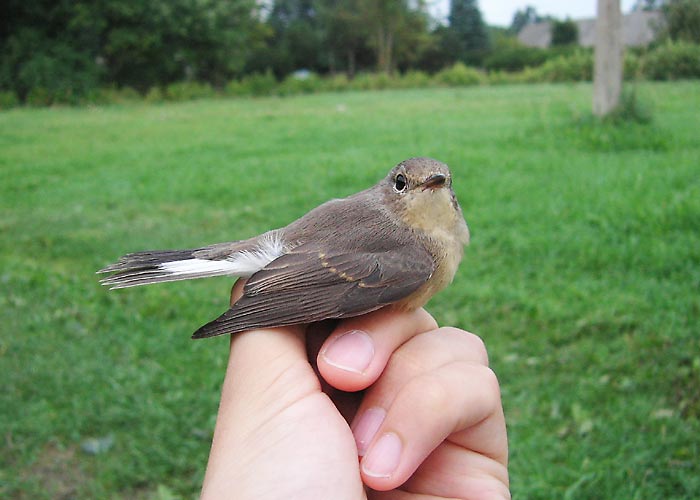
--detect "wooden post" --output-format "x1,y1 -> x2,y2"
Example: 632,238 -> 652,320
593,0 -> 623,116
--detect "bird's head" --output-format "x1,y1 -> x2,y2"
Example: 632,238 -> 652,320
383,158 -> 466,238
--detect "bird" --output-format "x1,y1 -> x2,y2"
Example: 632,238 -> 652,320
98,157 -> 470,339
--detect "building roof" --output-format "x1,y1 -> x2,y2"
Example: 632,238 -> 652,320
517,10 -> 663,48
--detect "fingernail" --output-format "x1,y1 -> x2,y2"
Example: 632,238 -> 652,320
362,432 -> 402,478
322,330 -> 374,373
352,407 -> 386,456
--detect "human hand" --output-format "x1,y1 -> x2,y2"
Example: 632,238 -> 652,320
200,281 -> 509,499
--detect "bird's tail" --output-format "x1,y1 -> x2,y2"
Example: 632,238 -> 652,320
97,248 -> 239,289
98,234 -> 286,289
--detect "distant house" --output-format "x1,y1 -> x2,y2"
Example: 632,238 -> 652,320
518,10 -> 663,48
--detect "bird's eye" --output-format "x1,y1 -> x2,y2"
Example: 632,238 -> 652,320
394,173 -> 407,193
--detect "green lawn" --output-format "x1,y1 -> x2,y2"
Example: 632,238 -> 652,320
1,82 -> 698,499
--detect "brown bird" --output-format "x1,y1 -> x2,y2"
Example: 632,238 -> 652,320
98,157 -> 470,339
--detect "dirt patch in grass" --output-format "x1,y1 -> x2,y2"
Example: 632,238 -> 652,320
21,442 -> 88,499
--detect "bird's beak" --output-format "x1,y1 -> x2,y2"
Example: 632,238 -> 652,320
421,173 -> 447,190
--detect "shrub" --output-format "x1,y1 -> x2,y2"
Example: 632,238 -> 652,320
484,46 -> 550,72
278,72 -> 323,96
535,50 -> 593,82
144,87 -> 165,103
3,31 -> 101,105
487,71 -> 521,85
25,87 -> 52,107
321,74 -> 351,93
433,62 -> 485,87
642,42 -> 700,80
164,81 -> 216,101
0,90 -> 19,109
624,52 -> 642,80
398,70 -> 433,89
238,70 -> 278,96
349,73 -> 394,91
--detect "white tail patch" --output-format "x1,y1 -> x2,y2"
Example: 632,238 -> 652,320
159,232 -> 285,278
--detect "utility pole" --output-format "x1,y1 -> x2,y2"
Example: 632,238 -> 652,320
593,0 -> 623,116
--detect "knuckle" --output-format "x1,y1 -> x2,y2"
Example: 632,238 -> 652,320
475,365 -> 502,411
436,327 -> 490,366
415,308 -> 439,331
411,373 -> 451,412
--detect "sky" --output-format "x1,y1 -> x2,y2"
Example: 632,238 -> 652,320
432,1 -> 640,27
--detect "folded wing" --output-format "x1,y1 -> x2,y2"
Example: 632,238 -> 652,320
192,242 -> 434,338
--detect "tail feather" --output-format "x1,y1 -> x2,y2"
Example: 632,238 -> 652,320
98,234 -> 286,290
97,249 -> 238,289
97,249 -> 197,274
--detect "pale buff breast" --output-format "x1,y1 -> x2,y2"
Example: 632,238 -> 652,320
394,188 -> 470,310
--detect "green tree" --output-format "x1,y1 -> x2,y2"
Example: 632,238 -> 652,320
663,0 -> 700,43
509,5 -> 541,34
551,19 -> 579,46
254,0 -> 325,77
353,0 -> 429,74
448,0 -> 490,65
0,1 -> 102,102
0,0 -> 257,100
102,0 -> 255,90
317,0 -> 370,77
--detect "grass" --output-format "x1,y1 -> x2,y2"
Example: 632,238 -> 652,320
1,82 -> 698,499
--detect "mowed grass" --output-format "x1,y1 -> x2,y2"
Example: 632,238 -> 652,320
1,82 -> 698,499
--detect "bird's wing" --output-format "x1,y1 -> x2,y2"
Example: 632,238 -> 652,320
192,242 -> 435,338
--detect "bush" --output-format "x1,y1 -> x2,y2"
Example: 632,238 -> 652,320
398,70 -> 433,89
238,70 -> 278,96
164,81 -> 216,101
433,62 -> 485,87
321,74 -> 351,93
642,42 -> 700,80
349,73 -> 394,91
1,30 -> 101,105
278,72 -> 323,96
0,90 -> 19,109
624,52 -> 642,80
144,87 -> 165,103
25,87 -> 52,107
487,70 -> 521,85
534,50 -> 593,82
484,46 -> 550,72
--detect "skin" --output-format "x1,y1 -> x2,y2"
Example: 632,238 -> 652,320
200,281 -> 510,500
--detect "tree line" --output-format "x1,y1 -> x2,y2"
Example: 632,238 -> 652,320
0,0 -> 492,102
1,0 -> 698,105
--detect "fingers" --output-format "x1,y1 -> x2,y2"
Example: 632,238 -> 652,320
349,328 -> 508,493
316,307 -> 439,392
222,280 -> 316,418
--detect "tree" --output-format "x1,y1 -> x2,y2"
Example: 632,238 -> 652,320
0,0 -> 258,100
662,0 -> 700,43
509,5 -> 540,34
593,0 -> 623,116
316,0 -> 369,77
448,0 -> 490,65
551,19 -> 579,46
356,0 -> 427,74
248,0 -> 323,77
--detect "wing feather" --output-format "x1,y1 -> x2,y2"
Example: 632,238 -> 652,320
192,243 -> 434,338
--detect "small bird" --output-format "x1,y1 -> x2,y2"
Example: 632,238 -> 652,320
98,157 -> 470,339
